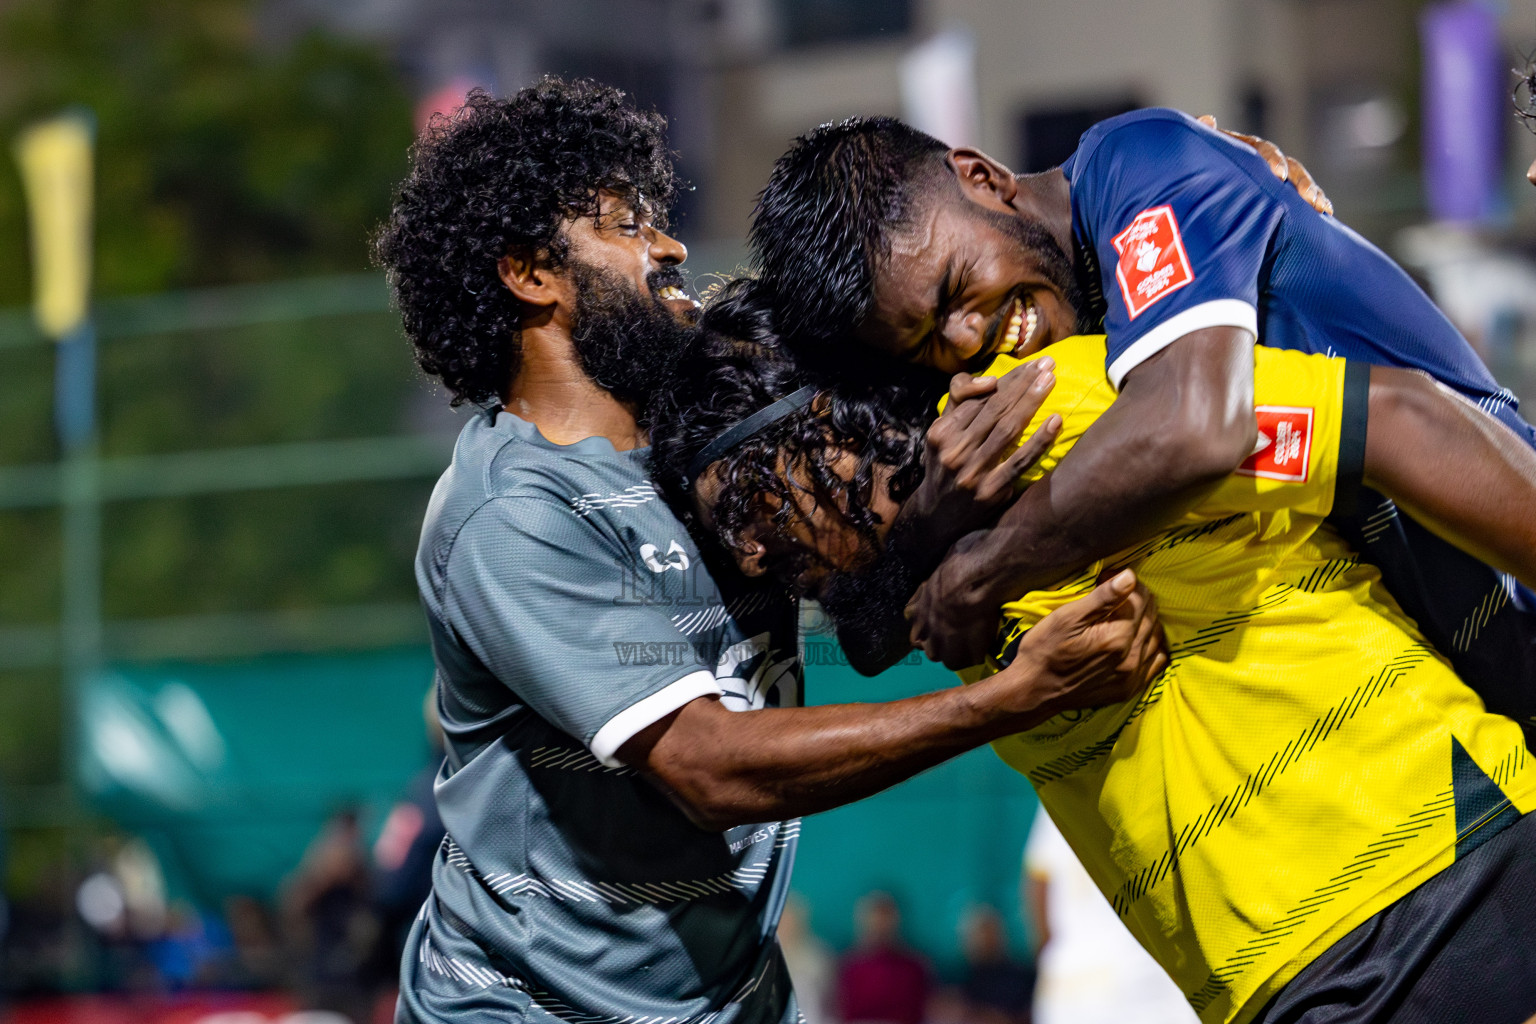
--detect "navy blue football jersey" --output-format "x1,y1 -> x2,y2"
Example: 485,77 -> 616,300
1065,110 -> 1520,415
1063,108 -> 1536,746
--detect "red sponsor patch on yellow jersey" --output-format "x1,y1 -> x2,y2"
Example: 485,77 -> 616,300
1239,406 -> 1314,482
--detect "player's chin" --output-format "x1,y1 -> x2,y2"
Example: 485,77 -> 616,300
1023,289 -> 1077,353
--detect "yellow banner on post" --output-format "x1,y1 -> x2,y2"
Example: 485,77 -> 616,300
15,112 -> 94,340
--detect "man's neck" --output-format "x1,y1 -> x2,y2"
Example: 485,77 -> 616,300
1013,168 -> 1074,260
504,325 -> 646,451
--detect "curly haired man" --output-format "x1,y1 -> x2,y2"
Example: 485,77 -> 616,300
373,77 -> 1164,1024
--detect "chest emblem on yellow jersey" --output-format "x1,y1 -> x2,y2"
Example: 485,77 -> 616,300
1239,406 -> 1314,482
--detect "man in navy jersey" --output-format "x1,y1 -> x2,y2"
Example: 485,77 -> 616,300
750,110 -> 1536,749
751,106 -> 1536,1024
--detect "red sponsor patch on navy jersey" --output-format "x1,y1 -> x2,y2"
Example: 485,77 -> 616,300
1239,406 -> 1314,482
1111,205 -> 1195,319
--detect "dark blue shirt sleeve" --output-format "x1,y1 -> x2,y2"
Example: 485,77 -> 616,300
1070,112 -> 1284,387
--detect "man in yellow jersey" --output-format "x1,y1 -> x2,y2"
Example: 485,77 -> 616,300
647,279 -> 1536,1024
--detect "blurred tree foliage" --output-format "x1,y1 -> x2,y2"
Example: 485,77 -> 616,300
93,311 -> 440,620
0,0 -> 415,301
0,0 -> 437,895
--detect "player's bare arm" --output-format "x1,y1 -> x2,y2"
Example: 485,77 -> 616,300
617,570 -> 1163,831
887,124 -> 1322,667
641,293 -> 1163,829
907,326 -> 1256,668
916,354 -> 1536,670
1364,366 -> 1536,587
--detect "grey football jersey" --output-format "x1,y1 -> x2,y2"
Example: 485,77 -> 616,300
399,410 -> 803,1024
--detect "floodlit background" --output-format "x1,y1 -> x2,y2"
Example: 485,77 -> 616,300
2,0 -> 1536,1021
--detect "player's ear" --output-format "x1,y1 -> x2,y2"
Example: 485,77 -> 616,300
497,247 -> 561,308
733,533 -> 771,578
947,148 -> 1020,213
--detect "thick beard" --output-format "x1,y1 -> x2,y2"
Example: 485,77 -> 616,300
816,550 -> 918,657
567,260 -> 698,409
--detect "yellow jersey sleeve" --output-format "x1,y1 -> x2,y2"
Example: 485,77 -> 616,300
954,335 -> 1351,517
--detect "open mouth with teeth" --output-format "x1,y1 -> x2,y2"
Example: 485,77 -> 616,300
655,284 -> 698,306
998,293 -> 1040,358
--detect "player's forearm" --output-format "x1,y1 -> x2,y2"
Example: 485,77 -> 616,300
946,329 -> 1258,600
630,664 -> 1061,830
1364,367 -> 1536,588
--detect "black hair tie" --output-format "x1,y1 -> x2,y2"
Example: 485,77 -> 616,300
684,385 -> 819,491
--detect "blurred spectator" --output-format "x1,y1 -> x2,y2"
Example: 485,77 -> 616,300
956,905 -> 1033,1024
778,893 -> 836,1024
113,838 -> 169,943
146,900 -> 235,988
282,807 -> 380,1024
72,834 -> 172,991
370,689 -> 447,969
224,894 -> 284,988
835,891 -> 930,1024
924,986 -> 968,1024
1024,811 -> 1197,1024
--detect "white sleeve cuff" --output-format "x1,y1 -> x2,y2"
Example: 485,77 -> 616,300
1106,299 -> 1258,390
589,669 -> 723,767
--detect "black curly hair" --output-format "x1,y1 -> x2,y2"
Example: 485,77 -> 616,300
648,278 -> 936,580
373,77 -> 681,406
749,116 -> 950,347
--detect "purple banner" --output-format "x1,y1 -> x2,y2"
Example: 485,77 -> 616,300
1420,1 -> 1504,222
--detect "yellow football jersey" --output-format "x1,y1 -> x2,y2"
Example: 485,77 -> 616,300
960,335 -> 1536,1024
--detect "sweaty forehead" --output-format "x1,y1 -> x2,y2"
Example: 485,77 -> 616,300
863,207 -> 953,341
885,201 -> 941,264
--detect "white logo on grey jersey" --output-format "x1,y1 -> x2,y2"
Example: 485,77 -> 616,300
569,484 -> 658,518
717,632 -> 798,712
641,540 -> 691,573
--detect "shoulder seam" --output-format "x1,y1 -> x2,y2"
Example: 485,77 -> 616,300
433,495 -> 520,611
477,427 -> 535,499
445,491 -> 587,558
1070,108 -> 1185,174
438,492 -> 591,598
1082,109 -> 1285,199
